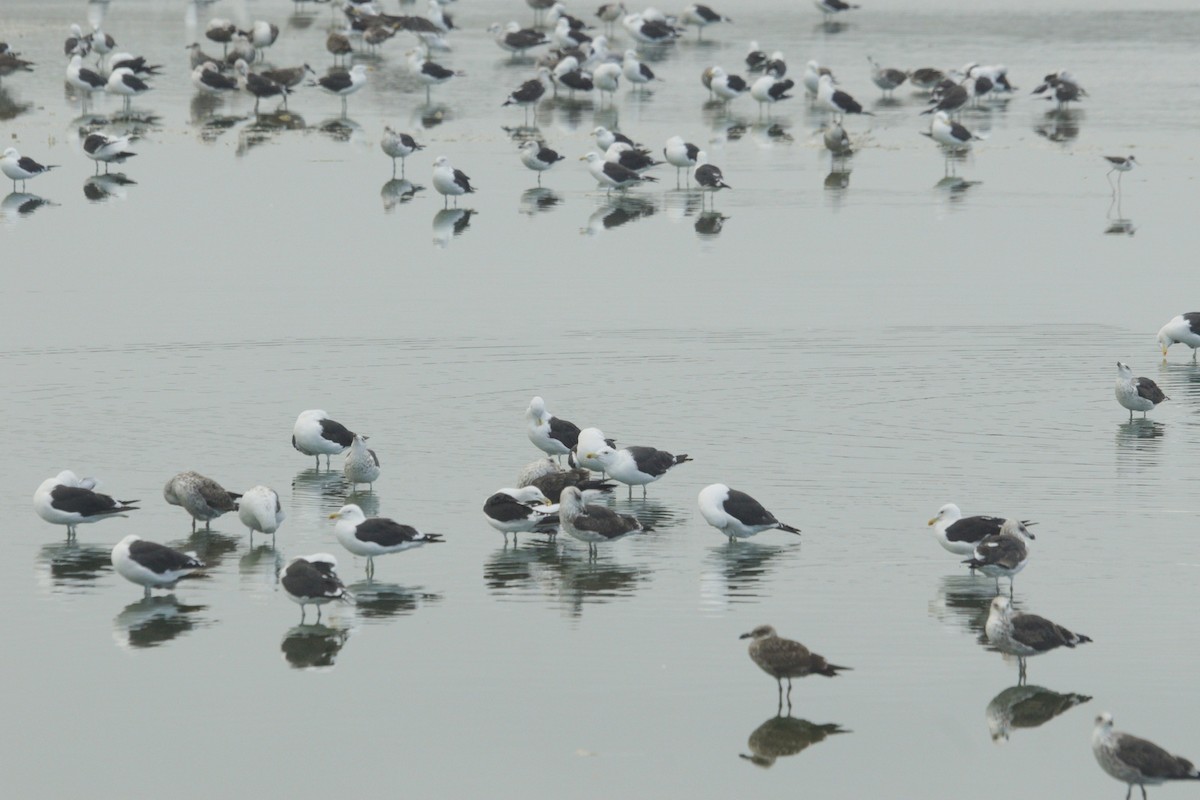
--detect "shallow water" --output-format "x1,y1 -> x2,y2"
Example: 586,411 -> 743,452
4,1 -> 1200,797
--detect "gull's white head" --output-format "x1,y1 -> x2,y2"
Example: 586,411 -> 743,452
989,595 -> 1013,616
329,504 -> 365,523
1116,361 -> 1133,379
527,396 -> 547,419
928,502 -> 962,526
999,519 -> 1034,541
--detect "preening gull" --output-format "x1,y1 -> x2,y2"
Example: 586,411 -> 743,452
698,484 -> 800,541
1115,361 -> 1167,420
740,625 -> 850,709
710,67 -> 748,104
557,485 -> 647,557
750,73 -> 794,117
293,409 -> 358,468
34,470 -> 138,536
483,486 -> 559,541
281,553 -> 352,623
191,61 -> 237,95
82,133 -> 136,173
693,153 -> 730,207
343,433 -> 381,491
525,396 -> 581,459
927,503 -> 1035,556
111,534 -> 204,599
571,427 -> 617,475
1158,313 -> 1200,359
587,444 -> 692,497
488,22 -> 549,57
330,504 -> 443,578
985,596 -> 1091,683
517,460 -> 615,502
814,0 -> 860,19
582,151 -> 657,192
163,471 -> 241,532
962,519 -> 1034,592
238,485 -> 285,539
1093,713 -> 1200,800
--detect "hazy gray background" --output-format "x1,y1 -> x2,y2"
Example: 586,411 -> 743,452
3,1 -> 1199,797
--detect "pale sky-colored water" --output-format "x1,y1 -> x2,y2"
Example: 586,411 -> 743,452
3,1 -> 1200,798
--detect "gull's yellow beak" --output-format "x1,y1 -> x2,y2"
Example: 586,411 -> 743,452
585,452 -> 596,459
328,512 -> 340,520
927,517 -> 938,526
1162,346 -> 1169,356
578,155 -> 588,161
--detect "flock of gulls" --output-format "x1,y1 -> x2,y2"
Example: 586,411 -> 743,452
6,0 -> 1182,794
0,0 -> 1138,234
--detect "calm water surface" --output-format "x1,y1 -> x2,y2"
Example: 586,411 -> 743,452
4,1 -> 1200,797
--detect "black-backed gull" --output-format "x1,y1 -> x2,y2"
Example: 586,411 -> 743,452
1115,361 -> 1167,420
293,409 -> 358,467
698,484 -> 799,541
34,470 -> 138,536
282,553 -> 352,623
111,535 -> 204,598
330,504 -> 443,578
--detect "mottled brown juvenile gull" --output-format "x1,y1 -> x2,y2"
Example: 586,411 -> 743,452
985,596 -> 1091,683
163,471 -> 240,531
740,625 -> 850,708
343,434 -> 380,491
1093,712 -> 1200,800
111,534 -> 204,599
557,486 -> 647,557
281,553 -> 352,623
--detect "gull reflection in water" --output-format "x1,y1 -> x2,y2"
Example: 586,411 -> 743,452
583,195 -> 657,234
348,580 -> 442,620
239,543 -> 283,584
280,623 -> 351,669
168,530 -> 239,571
382,178 -> 424,211
433,208 -> 475,247
520,187 -> 562,216
553,555 -> 650,617
1,192 -> 54,221
986,685 -> 1091,742
740,714 -> 849,767
237,110 -> 306,156
484,539 -> 565,595
1034,108 -> 1083,144
701,542 -> 789,609
929,575 -> 1021,639
1115,418 -> 1164,478
84,173 -> 136,202
292,467 -> 351,516
36,540 -> 112,591
316,115 -> 363,143
695,211 -> 729,237
113,595 -> 208,649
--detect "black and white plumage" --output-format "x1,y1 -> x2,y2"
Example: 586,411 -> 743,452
234,60 -> 289,112
910,67 -> 945,91
525,395 -> 580,458
746,41 -> 768,72
489,22 -> 549,57
105,67 -> 151,110
709,67 -> 748,103
681,5 -> 731,39
1157,313 -> 1200,359
87,26 -> 115,56
330,504 -> 443,578
621,50 -> 658,88
206,19 -> 237,51
587,444 -> 692,497
814,0 -> 860,18
553,18 -> 592,50
34,470 -> 138,536
663,136 -> 700,184
65,24 -> 90,58
67,54 -> 107,100
817,74 -> 871,120
922,111 -> 984,151
381,127 -> 423,177
343,434 -> 380,491
259,63 -> 315,90
1115,361 -> 1167,420
557,486 -> 646,556
986,596 -> 1091,681
750,73 -> 794,117
694,155 -> 730,203
592,126 -> 639,151
191,61 -> 238,96
503,68 -> 551,119
1033,70 -> 1086,109
432,156 -> 475,207
921,82 -> 968,116
408,50 -> 457,102
243,20 -> 279,60
519,141 -> 565,185
111,535 -> 204,599
927,503 -> 1035,557
570,427 -> 618,474
238,485 -> 285,539
740,625 -> 850,709
698,484 -> 800,541
1093,713 -> 1200,800
107,53 -> 162,77
281,553 -> 352,623
867,55 -> 907,96
315,64 -> 368,113
962,519 -> 1035,590
606,142 -> 661,173
582,151 -> 656,192
483,486 -> 559,540
293,409 -> 358,467
163,472 -> 241,532
1,148 -> 57,191
82,133 -> 136,173
622,13 -> 679,45
1105,155 -> 1138,187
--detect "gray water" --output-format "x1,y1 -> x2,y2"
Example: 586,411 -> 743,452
4,0 -> 1200,797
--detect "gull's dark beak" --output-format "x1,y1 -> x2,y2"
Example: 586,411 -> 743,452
738,632 -> 752,640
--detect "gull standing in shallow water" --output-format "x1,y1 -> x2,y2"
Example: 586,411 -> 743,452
962,519 -> 1034,593
927,503 -> 1035,557
698,484 -> 800,541
163,471 -> 241,532
293,409 -> 358,468
381,127 -> 424,178
1115,361 -> 1167,420
432,156 -> 474,208
34,470 -> 138,537
525,395 -> 581,459
343,433 -> 380,491
330,504 -> 443,578
483,486 -> 559,541
985,596 -> 1091,684
1093,713 -> 1200,800
740,625 -> 850,710
557,486 -> 647,558
281,553 -> 352,623
238,485 -> 285,541
1,148 -> 57,191
1158,313 -> 1200,359
587,444 -> 692,498
111,535 -> 204,599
